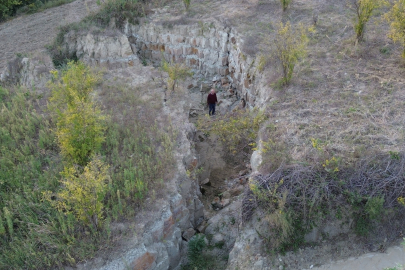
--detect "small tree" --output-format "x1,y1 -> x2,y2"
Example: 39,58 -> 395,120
53,159 -> 109,228
48,61 -> 105,167
385,0 -> 405,57
351,0 -> 387,42
161,58 -> 193,92
280,0 -> 292,12
273,21 -> 308,86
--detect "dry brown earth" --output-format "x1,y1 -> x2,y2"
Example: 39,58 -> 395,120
0,0 -> 98,75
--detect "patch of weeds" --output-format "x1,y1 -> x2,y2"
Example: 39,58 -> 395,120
354,215 -> 371,236
181,234 -> 214,270
15,52 -> 29,58
347,191 -> 385,236
380,46 -> 391,55
197,108 -> 267,159
384,267 -> 404,270
345,107 -> 359,114
389,151 -> 400,160
278,217 -> 307,254
214,241 -> 225,249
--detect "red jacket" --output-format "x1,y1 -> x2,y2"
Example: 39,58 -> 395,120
207,93 -> 218,104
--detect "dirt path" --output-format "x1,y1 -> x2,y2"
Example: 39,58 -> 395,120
312,244 -> 405,270
0,0 -> 98,76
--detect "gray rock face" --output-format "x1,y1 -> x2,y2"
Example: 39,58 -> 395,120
123,21 -> 267,107
63,31 -> 138,69
52,19 -> 270,108
0,52 -> 53,90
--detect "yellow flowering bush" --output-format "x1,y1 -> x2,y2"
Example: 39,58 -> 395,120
385,0 -> 405,57
45,159 -> 109,228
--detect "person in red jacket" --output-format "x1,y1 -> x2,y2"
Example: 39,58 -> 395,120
207,88 -> 218,116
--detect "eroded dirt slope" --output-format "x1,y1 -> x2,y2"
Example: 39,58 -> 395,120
0,0 -> 98,75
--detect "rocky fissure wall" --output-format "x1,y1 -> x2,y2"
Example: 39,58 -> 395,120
53,20 -> 269,108
2,20 -> 270,107
124,21 -> 267,107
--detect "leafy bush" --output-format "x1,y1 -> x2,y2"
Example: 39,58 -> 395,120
161,57 -> 193,92
350,0 -> 387,42
0,0 -> 75,21
384,0 -> 405,57
0,0 -> 20,21
365,196 -> 385,220
48,61 -> 105,167
45,159 -> 110,228
272,21 -> 309,86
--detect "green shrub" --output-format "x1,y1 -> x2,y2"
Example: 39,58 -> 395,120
384,0 -> 405,57
273,21 -> 309,86
187,234 -> 208,269
0,0 -> 76,21
365,196 -> 384,220
161,58 -> 193,92
45,159 -> 109,229
197,108 -> 267,156
48,61 -> 105,167
0,0 -> 21,21
350,0 -> 387,42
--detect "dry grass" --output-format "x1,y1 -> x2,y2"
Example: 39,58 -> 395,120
217,0 -> 405,166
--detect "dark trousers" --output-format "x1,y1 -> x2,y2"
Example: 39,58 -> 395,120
209,103 -> 216,115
